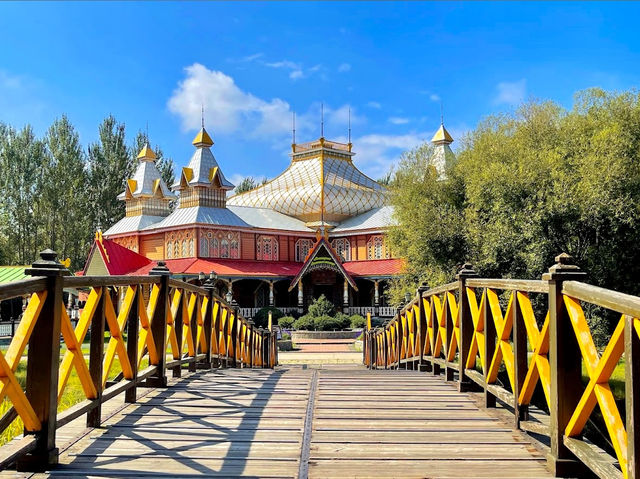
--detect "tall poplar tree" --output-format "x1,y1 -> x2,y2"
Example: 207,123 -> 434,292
42,115 -> 91,269
86,116 -> 130,234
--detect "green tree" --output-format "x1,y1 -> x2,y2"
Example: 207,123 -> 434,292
387,88 -> 640,317
233,176 -> 268,195
0,124 -> 47,264
42,115 -> 91,270
86,116 -> 130,234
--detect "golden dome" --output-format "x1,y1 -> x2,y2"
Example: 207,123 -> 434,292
137,143 -> 157,161
431,124 -> 454,144
192,127 -> 214,147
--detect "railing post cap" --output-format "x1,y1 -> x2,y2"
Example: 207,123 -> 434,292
149,261 -> 171,276
25,249 -> 70,277
417,282 -> 429,295
456,262 -> 478,279
542,252 -> 587,281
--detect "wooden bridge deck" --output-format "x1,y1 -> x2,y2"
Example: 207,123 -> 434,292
12,367 -> 552,479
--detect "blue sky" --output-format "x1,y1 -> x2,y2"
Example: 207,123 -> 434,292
1,2 -> 639,182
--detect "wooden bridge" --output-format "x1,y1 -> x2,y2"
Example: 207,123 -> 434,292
0,250 -> 637,479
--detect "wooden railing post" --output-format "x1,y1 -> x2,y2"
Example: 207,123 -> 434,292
483,288 -> 496,408
382,321 -> 389,369
172,287 -> 183,378
417,283 -> 430,372
512,290 -> 528,427
148,262 -> 170,387
396,308 -> 402,369
86,286 -> 106,426
19,249 -> 69,471
125,286 -> 139,403
201,279 -> 215,369
231,302 -> 239,368
626,313 -> 640,479
188,294 -> 198,373
543,253 -> 587,477
247,320 -> 255,368
457,263 -> 478,392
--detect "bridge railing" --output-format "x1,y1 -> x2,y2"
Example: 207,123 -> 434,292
0,250 -> 277,472
364,253 -> 639,479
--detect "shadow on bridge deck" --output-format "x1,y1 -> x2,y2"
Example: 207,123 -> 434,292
11,367 -> 554,479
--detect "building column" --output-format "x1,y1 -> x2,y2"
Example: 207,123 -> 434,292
297,280 -> 304,312
269,281 -> 275,307
374,280 -> 380,317
343,280 -> 349,312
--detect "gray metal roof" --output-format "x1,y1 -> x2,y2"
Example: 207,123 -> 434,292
172,147 -> 234,190
151,206 -> 249,229
117,160 -> 175,200
228,206 -> 312,232
332,206 -> 395,232
104,215 -> 168,236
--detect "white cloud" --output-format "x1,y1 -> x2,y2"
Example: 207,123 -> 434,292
265,60 -> 301,70
289,70 -> 304,80
429,93 -> 440,102
338,63 -> 351,73
352,132 -> 429,179
327,104 -> 364,127
494,79 -> 526,106
388,117 -> 409,125
168,63 -> 293,138
366,101 -> 381,109
239,53 -> 263,62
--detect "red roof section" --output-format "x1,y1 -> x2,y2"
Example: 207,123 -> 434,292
131,258 -> 302,278
343,259 -> 405,277
83,238 -> 152,276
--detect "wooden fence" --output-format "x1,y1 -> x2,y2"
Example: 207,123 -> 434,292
363,253 -> 639,479
0,249 -> 277,471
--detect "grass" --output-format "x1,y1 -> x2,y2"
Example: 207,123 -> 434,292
0,354 -> 150,447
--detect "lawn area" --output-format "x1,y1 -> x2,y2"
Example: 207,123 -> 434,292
0,355 -> 150,446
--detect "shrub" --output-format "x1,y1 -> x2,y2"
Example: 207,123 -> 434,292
307,295 -> 335,317
314,315 -> 342,331
281,332 -> 291,341
253,307 -> 283,328
333,312 -> 351,330
278,316 -> 295,329
350,314 -> 367,329
293,314 -> 315,330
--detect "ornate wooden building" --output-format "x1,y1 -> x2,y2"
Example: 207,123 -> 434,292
83,123 -> 454,317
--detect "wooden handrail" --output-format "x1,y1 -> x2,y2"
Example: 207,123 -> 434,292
367,253 -> 639,479
0,250 -> 277,472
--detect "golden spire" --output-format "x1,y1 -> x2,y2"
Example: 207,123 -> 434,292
192,127 -> 214,147
137,143 -> 157,161
431,124 -> 453,145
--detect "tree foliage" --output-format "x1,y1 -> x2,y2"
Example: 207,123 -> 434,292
387,88 -> 640,309
233,176 -> 268,195
0,115 -> 174,271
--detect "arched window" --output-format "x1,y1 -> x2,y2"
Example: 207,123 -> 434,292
221,238 -> 229,258
230,234 -> 240,259
367,235 -> 385,260
166,241 -> 173,259
173,241 -> 180,258
257,236 -> 279,261
182,240 -> 188,258
188,239 -> 194,257
331,238 -> 351,261
211,237 -> 220,257
295,239 -> 313,262
200,237 -> 209,258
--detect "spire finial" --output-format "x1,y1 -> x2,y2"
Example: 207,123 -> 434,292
440,100 -> 444,125
321,102 -> 324,138
292,111 -> 296,144
201,104 -> 205,129
145,121 -> 149,143
348,107 -> 351,143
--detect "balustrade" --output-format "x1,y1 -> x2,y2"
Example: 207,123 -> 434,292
0,250 -> 277,471
364,253 -> 639,479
